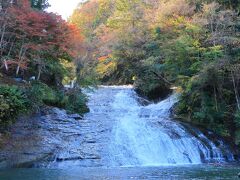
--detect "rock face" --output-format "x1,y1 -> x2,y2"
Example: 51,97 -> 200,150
0,106 -> 108,168
0,86 -> 121,168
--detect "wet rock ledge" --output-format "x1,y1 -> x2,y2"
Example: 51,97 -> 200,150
0,107 -> 100,168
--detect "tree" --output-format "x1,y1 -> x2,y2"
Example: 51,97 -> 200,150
0,0 -> 83,87
30,0 -> 49,10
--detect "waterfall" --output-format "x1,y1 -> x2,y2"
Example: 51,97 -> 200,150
84,86 -> 234,167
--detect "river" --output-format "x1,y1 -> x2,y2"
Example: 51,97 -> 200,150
1,165 -> 240,179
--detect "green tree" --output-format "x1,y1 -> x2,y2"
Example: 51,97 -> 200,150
30,0 -> 49,10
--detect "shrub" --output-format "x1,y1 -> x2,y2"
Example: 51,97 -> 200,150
0,85 -> 28,128
65,89 -> 89,115
43,90 -> 67,108
0,81 -> 89,130
26,81 -> 56,109
27,81 -> 89,115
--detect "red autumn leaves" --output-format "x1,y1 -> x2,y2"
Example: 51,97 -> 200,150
0,0 -> 83,76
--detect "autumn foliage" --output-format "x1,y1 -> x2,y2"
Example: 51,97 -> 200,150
0,0 -> 83,81
69,0 -> 240,144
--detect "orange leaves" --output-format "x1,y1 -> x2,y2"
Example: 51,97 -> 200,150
63,23 -> 84,57
46,19 -> 84,58
98,55 -> 111,62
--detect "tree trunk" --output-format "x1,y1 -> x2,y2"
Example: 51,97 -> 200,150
16,41 -> 27,76
37,65 -> 42,80
0,23 -> 6,50
3,59 -> 8,71
7,40 -> 14,57
151,70 -> 172,85
16,65 -> 20,76
214,85 -> 218,111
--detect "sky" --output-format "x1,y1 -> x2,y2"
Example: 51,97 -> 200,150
47,0 -> 83,20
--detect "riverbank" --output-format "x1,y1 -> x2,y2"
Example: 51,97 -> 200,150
0,75 -> 89,130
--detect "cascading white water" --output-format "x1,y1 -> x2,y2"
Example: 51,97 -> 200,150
84,86 -> 234,167
106,86 -> 225,166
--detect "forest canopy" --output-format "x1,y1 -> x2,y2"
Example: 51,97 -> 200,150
69,0 -> 240,144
